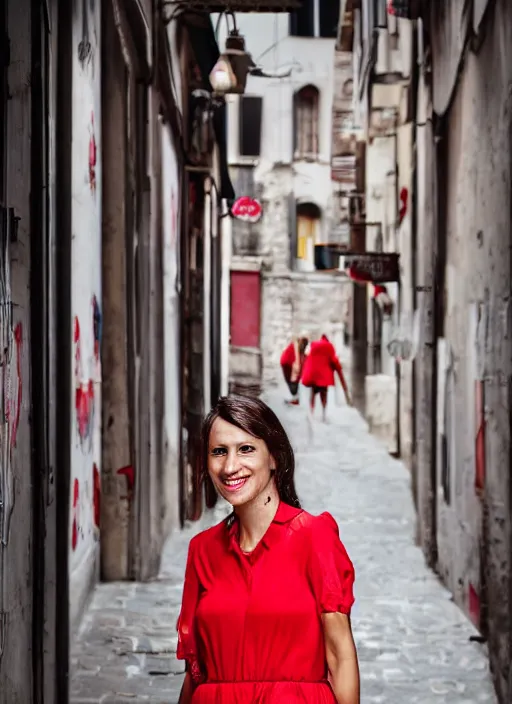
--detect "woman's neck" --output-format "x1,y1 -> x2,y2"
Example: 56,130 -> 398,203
236,482 -> 280,552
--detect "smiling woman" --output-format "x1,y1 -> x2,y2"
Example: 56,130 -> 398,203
200,395 -> 299,513
176,395 -> 360,704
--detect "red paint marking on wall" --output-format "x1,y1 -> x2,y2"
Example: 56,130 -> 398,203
72,478 -> 80,551
399,187 -> 408,224
74,316 -> 81,382
117,465 -> 134,501
93,463 -> 101,530
468,582 -> 481,628
73,314 -> 97,448
75,380 -> 95,444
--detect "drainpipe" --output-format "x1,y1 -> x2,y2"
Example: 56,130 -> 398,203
220,200 -> 232,397
55,0 -> 73,697
394,108 -> 401,457
209,181 -> 221,406
203,178 -> 212,414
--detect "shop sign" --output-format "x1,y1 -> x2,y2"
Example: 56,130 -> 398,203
231,197 -> 263,223
345,252 -> 400,283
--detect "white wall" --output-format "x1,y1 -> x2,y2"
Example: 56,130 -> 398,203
223,15 -> 337,242
69,0 -> 102,632
161,122 -> 181,537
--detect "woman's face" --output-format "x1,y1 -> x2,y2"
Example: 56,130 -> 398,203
208,417 -> 275,508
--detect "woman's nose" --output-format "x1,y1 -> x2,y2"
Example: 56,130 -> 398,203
223,450 -> 239,476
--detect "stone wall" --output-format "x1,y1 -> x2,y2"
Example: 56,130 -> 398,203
431,2 -> 512,698
261,271 -> 351,387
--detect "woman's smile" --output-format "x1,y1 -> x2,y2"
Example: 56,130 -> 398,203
221,475 -> 250,492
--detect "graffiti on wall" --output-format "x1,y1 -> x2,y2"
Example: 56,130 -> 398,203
71,295 -> 102,552
78,0 -> 98,69
0,214 -> 23,660
74,315 -> 95,450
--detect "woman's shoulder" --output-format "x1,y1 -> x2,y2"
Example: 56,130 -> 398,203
298,511 -> 354,573
188,516 -> 230,553
292,509 -> 341,538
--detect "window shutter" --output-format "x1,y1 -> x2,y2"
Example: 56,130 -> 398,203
289,0 -> 314,37
292,91 -> 298,153
239,96 -> 263,158
288,195 -> 297,269
319,0 -> 340,38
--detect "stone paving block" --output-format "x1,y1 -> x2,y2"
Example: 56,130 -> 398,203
70,391 -> 497,703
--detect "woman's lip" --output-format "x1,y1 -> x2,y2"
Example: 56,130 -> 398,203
221,477 -> 249,493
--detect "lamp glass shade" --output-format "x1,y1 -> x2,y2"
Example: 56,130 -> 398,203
209,57 -> 237,93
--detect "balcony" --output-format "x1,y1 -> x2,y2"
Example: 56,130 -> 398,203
183,0 -> 303,9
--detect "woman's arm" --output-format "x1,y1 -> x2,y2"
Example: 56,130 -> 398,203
336,363 -> 352,406
322,612 -> 360,704
178,671 -> 195,704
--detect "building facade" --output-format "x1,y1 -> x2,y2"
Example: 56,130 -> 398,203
336,2 -> 512,701
0,0 -> 233,699
337,0 -> 415,454
219,2 -> 353,395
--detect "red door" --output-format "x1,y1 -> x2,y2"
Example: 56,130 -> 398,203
230,271 -> 261,348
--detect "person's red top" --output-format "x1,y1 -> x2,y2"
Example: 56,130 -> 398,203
280,342 -> 296,368
177,502 -> 355,703
301,337 -> 342,388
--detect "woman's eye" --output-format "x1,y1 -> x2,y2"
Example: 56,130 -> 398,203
211,447 -> 226,456
239,445 -> 255,453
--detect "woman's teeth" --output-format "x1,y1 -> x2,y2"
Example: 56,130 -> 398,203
222,477 -> 249,491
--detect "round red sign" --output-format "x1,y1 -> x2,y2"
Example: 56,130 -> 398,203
231,196 -> 263,223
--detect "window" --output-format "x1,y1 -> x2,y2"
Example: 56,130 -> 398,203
228,95 -> 263,165
290,0 -> 340,38
319,0 -> 340,38
293,85 -> 319,159
289,0 -> 314,37
239,96 -> 263,158
296,202 -> 321,269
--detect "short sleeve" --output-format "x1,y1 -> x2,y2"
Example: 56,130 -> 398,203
176,536 -> 204,684
308,512 -> 355,615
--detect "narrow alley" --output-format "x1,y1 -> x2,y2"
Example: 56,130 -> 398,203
70,391 -> 496,704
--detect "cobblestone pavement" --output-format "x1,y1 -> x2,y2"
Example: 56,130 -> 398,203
70,388 -> 497,703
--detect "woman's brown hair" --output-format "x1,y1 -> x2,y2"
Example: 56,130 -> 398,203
200,395 -> 301,508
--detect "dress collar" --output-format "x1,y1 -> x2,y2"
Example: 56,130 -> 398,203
226,502 -> 303,557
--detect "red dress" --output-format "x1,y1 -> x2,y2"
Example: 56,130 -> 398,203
280,342 -> 305,383
177,502 -> 355,703
301,338 -> 342,389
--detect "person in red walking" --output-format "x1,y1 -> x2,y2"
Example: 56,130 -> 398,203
279,332 -> 309,405
177,395 -> 360,704
301,334 -> 352,422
